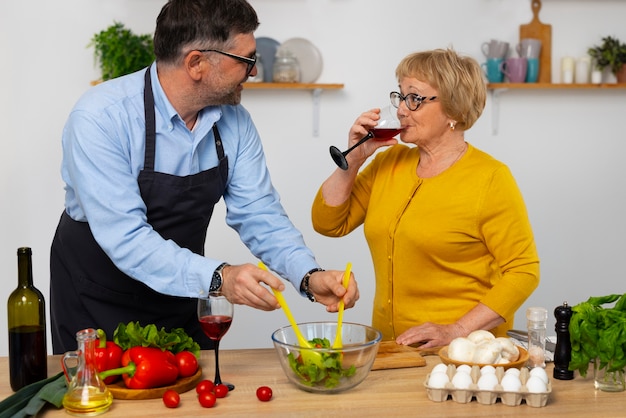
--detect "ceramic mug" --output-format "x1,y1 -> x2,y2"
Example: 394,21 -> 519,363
482,39 -> 509,59
517,38 -> 542,59
482,58 -> 504,83
526,58 -> 540,83
500,57 -> 528,83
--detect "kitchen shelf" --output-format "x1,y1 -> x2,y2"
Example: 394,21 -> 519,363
487,83 -> 626,134
487,82 -> 626,90
242,82 -> 345,136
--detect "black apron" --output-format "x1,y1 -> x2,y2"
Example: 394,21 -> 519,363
50,68 -> 228,353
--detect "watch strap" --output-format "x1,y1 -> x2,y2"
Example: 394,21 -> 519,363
210,262 -> 229,292
301,268 -> 324,302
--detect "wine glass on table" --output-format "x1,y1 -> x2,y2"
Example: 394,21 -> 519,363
329,105 -> 402,170
198,292 -> 235,391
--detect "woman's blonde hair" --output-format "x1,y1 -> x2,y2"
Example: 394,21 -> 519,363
395,48 -> 486,131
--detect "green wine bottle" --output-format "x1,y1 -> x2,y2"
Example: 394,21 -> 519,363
8,247 -> 48,391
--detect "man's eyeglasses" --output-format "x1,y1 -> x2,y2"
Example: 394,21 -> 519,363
390,91 -> 437,111
196,49 -> 257,76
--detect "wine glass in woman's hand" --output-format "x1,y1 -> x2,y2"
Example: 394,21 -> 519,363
198,292 -> 235,391
329,105 -> 402,170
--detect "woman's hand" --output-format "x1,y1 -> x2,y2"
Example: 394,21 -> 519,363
395,322 -> 467,349
345,108 -> 398,169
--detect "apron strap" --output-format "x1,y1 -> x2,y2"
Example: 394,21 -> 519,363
143,66 -> 156,171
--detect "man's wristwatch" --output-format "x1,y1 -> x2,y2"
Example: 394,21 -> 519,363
210,262 -> 229,292
300,268 -> 324,302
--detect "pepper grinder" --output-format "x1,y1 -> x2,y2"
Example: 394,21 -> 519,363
553,302 -> 574,380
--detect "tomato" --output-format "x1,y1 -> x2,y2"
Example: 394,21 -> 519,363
175,351 -> 199,378
196,379 -> 215,394
198,391 -> 217,408
162,390 -> 180,408
214,383 -> 229,398
256,386 -> 273,402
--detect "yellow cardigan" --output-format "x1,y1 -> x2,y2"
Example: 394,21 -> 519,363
312,144 -> 540,340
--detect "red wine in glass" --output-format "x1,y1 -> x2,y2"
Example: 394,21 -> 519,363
371,128 -> 403,139
198,292 -> 234,391
330,105 -> 402,170
199,315 -> 232,340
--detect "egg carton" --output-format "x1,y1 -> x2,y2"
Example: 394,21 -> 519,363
423,364 -> 551,408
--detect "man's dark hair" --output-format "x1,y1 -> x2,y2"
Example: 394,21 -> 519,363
154,0 -> 259,63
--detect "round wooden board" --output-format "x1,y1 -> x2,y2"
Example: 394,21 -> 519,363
438,346 -> 529,370
107,367 -> 203,400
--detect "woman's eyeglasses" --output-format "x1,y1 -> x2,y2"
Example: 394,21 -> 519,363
390,91 -> 437,111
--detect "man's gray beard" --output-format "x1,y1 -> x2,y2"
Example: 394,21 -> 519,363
221,90 -> 242,106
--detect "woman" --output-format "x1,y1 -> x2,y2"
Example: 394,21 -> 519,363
312,48 -> 539,349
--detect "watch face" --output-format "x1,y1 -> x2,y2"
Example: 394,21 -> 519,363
210,271 -> 222,292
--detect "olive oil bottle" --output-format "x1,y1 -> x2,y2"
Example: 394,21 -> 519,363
8,247 -> 48,391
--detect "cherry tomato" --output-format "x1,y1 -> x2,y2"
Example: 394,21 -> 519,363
162,390 -> 180,408
256,386 -> 273,402
196,379 -> 215,394
214,383 -> 229,398
198,391 -> 217,408
175,351 -> 199,378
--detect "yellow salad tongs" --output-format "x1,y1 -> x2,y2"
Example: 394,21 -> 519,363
258,262 -> 323,367
332,262 -> 352,349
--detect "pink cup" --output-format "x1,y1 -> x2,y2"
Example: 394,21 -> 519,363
500,57 -> 528,83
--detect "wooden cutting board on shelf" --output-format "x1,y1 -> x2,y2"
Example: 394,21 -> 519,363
371,341 -> 428,370
519,0 -> 552,83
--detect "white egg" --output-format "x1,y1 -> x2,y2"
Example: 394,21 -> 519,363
500,373 -> 522,392
452,371 -> 473,389
427,372 -> 450,389
456,364 -> 472,375
529,367 -> 549,385
505,367 -> 521,376
480,365 -> 496,375
525,375 -> 548,393
477,372 -> 499,390
431,363 -> 448,374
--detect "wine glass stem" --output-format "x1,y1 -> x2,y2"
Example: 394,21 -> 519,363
343,131 -> 374,157
213,339 -> 223,385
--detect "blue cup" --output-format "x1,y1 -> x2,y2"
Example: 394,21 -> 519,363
482,58 -> 504,83
526,58 -> 539,83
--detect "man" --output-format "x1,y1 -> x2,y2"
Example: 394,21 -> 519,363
50,0 -> 358,353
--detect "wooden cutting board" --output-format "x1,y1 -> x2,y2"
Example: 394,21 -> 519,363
107,367 -> 203,400
371,341 -> 427,370
520,0 -> 552,83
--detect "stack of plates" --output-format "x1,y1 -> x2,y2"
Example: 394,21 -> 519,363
256,36 -> 324,83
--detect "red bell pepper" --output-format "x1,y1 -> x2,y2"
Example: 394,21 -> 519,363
99,346 -> 179,389
95,329 -> 123,384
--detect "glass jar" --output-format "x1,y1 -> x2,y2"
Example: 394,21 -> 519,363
273,50 -> 300,83
594,358 -> 625,392
526,307 -> 547,368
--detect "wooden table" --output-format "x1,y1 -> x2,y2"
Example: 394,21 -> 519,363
1,349 -> 623,417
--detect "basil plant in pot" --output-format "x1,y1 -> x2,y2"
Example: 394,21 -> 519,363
569,293 -> 626,392
587,36 -> 626,83
89,22 -> 155,82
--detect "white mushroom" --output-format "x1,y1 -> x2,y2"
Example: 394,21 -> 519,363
467,330 -> 496,345
472,340 -> 502,364
447,337 -> 476,363
496,337 -> 520,362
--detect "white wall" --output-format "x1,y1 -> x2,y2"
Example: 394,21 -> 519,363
1,0 -> 625,355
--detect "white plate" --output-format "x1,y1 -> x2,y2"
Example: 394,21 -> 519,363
277,38 -> 323,83
256,37 -> 280,82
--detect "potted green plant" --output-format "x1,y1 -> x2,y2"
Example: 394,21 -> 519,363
89,22 -> 155,81
587,36 -> 626,83
569,293 -> 626,392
